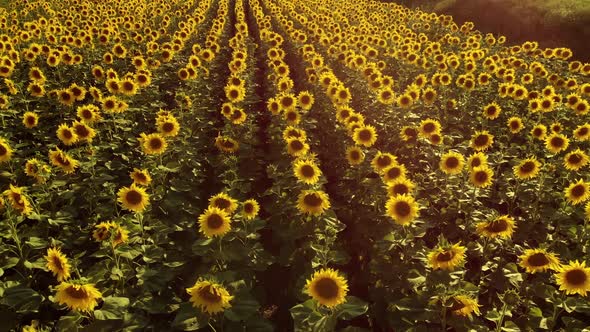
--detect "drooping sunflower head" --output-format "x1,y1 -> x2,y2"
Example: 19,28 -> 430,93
215,135 -> 239,153
92,221 -> 117,242
449,295 -> 481,318
564,179 -> 590,205
208,192 -> 238,214
564,149 -> 589,171
554,260 -> 590,296
297,190 -> 331,216
470,166 -> 494,188
293,158 -> 322,185
400,126 -> 418,142
112,225 -> 129,247
513,157 -> 541,180
117,183 -> 150,213
45,247 -> 71,282
0,138 -> 13,163
439,151 -> 465,175
476,215 -> 516,239
282,126 -> 307,141
385,194 -> 419,226
427,243 -> 466,271
54,281 -> 102,313
186,280 -> 233,314
48,148 -> 79,174
197,206 -> 232,238
304,268 -> 349,308
518,248 -> 560,274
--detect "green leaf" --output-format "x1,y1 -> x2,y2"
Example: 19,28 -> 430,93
171,302 -> 209,331
336,296 -> 368,320
0,285 -> 43,313
57,312 -> 84,330
224,294 -> 260,322
94,296 -> 129,320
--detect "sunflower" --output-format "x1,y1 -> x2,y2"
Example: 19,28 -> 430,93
286,137 -> 310,157
385,194 -> 419,226
57,89 -> 75,107
400,126 -> 419,142
293,158 -> 322,184
49,148 -> 79,174
27,82 -> 45,97
531,124 -> 548,140
564,179 -> 590,205
25,158 -> 51,183
225,85 -> 245,103
56,124 -> 78,146
23,112 -> 39,128
428,243 -> 466,271
139,132 -> 167,155
130,168 -> 151,186
476,215 -> 516,239
470,131 -> 494,151
77,105 -> 101,124
564,149 -> 590,171
297,190 -> 331,216
92,221 -> 116,242
298,91 -> 314,110
198,206 -> 232,238
544,133 -> 569,154
382,164 -> 407,183
45,247 -> 71,282
157,117 -> 180,137
346,146 -> 365,166
507,117 -> 524,133
208,192 -> 238,214
187,280 -> 233,314
241,199 -> 260,220
518,248 -> 560,274
0,138 -> 13,163
215,135 -> 239,153
117,183 -> 150,213
353,125 -> 378,147
440,151 -> 465,175
386,178 -> 415,197
283,109 -> 299,125
470,166 -> 494,188
555,260 -> 590,296
419,118 -> 441,137
513,158 -> 541,180
573,123 -> 590,141
482,102 -> 501,120
467,152 -> 488,170
304,268 -> 348,308
72,121 -> 96,143
54,281 -> 102,312
282,126 -> 307,141
119,78 -> 138,96
449,295 -> 481,318
3,184 -> 33,216
371,151 -> 398,173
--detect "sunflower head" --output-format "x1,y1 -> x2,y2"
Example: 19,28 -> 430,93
304,268 -> 349,308
518,248 -> 560,274
428,243 -> 466,271
470,166 -> 494,188
346,146 -> 365,166
371,152 -> 397,173
54,281 -> 102,313
564,179 -> 590,205
241,199 -> 260,220
555,260 -> 590,296
208,193 -> 238,214
385,194 -> 419,226
198,207 -> 232,238
293,158 -> 322,184
513,158 -> 541,180
440,151 -> 464,175
353,125 -> 378,147
297,190 -> 331,216
449,295 -> 481,318
545,133 -> 569,154
140,132 -> 167,155
564,149 -> 589,171
470,131 -> 494,151
45,247 -> 71,282
187,280 -> 233,314
476,215 -> 516,239
117,183 -> 150,213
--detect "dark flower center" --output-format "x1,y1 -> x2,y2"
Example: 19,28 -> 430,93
244,203 -> 254,214
568,154 -> 582,164
445,157 -> 459,168
377,155 -> 392,167
214,198 -> 230,209
206,214 -> 224,229
125,190 -> 143,205
300,165 -> 315,178
436,250 -> 455,262
304,193 -> 323,207
486,218 -> 508,233
551,137 -> 565,148
527,253 -> 550,267
163,122 -> 174,132
313,277 -> 339,299
392,184 -> 409,195
474,135 -> 489,146
423,123 -> 435,133
520,161 -> 535,173
394,201 -> 411,217
571,184 -> 586,198
290,140 -> 304,151
565,269 -> 587,286
358,129 -> 372,141
198,285 -> 222,303
65,285 -> 89,299
0,145 -> 7,156
474,170 -> 489,183
149,138 -> 163,149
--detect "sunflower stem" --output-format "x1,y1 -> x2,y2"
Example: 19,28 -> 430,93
6,208 -> 24,261
137,213 -> 145,246
494,303 -> 508,332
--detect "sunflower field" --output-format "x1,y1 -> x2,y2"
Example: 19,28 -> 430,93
1,0 -> 590,330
